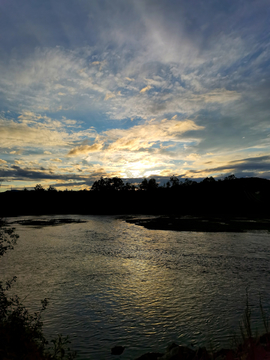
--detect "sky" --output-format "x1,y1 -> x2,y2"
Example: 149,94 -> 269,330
0,0 -> 270,191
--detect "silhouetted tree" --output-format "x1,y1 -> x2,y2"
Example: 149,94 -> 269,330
139,178 -> 148,191
111,177 -> 124,191
91,177 -> 124,191
123,182 -> 136,191
202,176 -> 216,183
224,174 -> 236,181
34,184 -> 45,192
47,185 -> 57,192
183,178 -> 195,186
169,175 -> 181,188
139,178 -> 159,191
91,177 -> 106,191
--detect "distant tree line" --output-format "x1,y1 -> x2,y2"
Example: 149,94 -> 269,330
30,174 -> 237,193
1,174 -> 270,217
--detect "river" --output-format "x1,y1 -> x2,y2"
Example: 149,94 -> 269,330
2,215 -> 270,359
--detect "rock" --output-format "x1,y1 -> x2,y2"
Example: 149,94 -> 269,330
166,343 -> 179,353
213,348 -> 235,360
111,345 -> 125,355
135,352 -> 164,360
259,333 -> 270,345
195,347 -> 209,360
159,345 -> 196,360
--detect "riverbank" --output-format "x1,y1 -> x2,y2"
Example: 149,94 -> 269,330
125,215 -> 270,232
134,333 -> 270,359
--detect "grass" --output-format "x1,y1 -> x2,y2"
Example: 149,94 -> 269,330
214,292 -> 270,360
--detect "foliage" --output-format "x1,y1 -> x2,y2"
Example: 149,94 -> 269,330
224,174 -> 236,181
123,182 -> 136,191
183,178 -> 197,186
0,220 -> 76,359
47,185 -> 57,192
202,176 -> 216,183
34,184 -> 45,192
89,175 -> 242,192
35,175 -> 241,194
165,176 -> 181,188
139,178 -> 158,191
0,219 -> 19,256
91,177 -> 125,191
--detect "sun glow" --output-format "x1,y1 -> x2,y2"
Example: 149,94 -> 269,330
120,160 -> 158,178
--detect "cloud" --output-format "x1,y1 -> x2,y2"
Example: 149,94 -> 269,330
140,85 -> 152,93
104,93 -> 115,101
0,163 -> 115,189
1,0 -> 270,187
187,155 -> 270,178
0,118 -> 66,147
0,113 -> 96,149
67,116 -> 204,157
68,143 -> 103,156
50,158 -> 62,162
193,89 -> 241,104
105,117 -> 204,151
92,60 -> 106,70
0,159 -> 7,164
10,150 -> 22,155
186,153 -> 201,161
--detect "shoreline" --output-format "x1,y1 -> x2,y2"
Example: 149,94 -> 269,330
133,332 -> 270,360
125,215 -> 270,232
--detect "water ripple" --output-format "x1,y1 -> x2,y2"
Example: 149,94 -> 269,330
2,215 -> 270,360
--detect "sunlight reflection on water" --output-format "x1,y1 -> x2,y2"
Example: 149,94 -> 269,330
2,215 -> 270,360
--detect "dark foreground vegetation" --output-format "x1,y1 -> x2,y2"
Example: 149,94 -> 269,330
134,332 -> 270,360
1,176 -> 270,218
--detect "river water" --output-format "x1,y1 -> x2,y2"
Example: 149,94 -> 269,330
2,215 -> 270,359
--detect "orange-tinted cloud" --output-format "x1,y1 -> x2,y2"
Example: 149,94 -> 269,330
106,118 -> 204,151
68,143 -> 103,155
140,85 -> 152,93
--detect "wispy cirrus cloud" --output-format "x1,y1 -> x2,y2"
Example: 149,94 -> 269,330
0,0 -> 270,190
68,143 -> 103,156
0,112 -> 96,148
67,117 -> 204,154
140,85 -> 152,93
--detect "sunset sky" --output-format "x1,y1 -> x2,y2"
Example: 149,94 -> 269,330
0,0 -> 270,191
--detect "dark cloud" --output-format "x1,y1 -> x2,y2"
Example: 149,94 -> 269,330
0,165 -> 85,182
0,0 -> 270,188
1,0 -> 269,56
189,155 -> 270,177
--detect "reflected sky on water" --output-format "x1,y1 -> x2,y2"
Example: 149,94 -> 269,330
2,215 -> 270,359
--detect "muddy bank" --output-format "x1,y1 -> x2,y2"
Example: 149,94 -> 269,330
12,218 -> 87,227
125,216 -> 270,232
